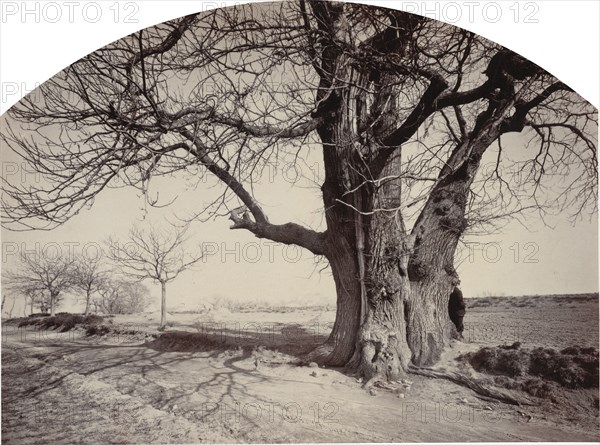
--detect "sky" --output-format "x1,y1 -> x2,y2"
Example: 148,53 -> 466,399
0,2 -> 598,316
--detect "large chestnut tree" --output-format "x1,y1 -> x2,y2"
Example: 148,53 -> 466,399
2,1 -> 596,381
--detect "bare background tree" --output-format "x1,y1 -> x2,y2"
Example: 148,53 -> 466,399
2,294 -> 17,318
106,224 -> 202,328
5,254 -> 74,316
121,281 -> 151,313
21,286 -> 46,316
1,2 -> 596,380
72,255 -> 105,316
94,279 -> 150,315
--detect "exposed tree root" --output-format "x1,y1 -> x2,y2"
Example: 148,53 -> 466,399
408,365 -> 538,406
302,342 -> 335,366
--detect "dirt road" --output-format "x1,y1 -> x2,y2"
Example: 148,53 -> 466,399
2,323 -> 598,444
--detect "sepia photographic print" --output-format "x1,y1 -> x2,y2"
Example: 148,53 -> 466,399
1,1 -> 598,443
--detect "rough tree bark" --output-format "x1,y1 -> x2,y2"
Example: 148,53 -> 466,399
305,4 -> 422,375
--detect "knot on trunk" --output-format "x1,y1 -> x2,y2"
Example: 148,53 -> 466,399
439,215 -> 468,234
407,258 -> 428,281
429,189 -> 468,235
229,206 -> 252,229
485,50 -> 542,84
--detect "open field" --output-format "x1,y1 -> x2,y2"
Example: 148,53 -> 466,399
2,294 -> 599,443
465,293 -> 599,349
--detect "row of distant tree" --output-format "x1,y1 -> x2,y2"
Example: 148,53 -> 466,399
4,255 -> 150,317
3,223 -> 202,328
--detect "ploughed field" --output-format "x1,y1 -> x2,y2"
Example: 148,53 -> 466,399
2,294 -> 598,443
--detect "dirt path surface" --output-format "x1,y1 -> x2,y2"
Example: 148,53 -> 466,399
1,346 -> 228,444
3,324 -> 598,444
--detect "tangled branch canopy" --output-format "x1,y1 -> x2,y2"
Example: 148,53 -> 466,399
1,2 -> 596,233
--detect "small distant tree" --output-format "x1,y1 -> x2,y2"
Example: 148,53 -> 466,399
3,294 -> 16,318
22,286 -> 45,315
94,279 -> 150,314
106,224 -> 202,328
95,279 -> 127,314
37,291 -> 51,314
72,255 -> 105,316
5,253 -> 74,316
123,281 -> 151,313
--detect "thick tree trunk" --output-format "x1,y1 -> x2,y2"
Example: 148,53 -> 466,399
320,142 -> 470,379
349,211 -> 462,379
355,149 -> 413,380
160,281 -> 167,329
315,232 -> 362,366
312,19 -> 371,365
307,2 -> 503,379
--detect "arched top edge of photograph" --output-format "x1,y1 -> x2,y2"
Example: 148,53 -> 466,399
1,2 -> 598,443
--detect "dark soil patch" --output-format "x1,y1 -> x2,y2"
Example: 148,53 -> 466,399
458,342 -> 598,400
11,314 -> 105,332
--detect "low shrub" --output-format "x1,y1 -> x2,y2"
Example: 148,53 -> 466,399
18,318 -> 40,327
529,346 -> 599,388
521,377 -> 554,398
466,342 -> 528,378
459,342 -> 599,392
